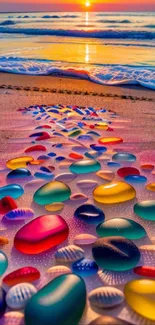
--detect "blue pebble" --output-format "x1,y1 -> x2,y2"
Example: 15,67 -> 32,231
0,184 -> 24,199
77,135 -> 93,141
55,156 -> 65,162
7,168 -> 31,179
90,144 -> 107,152
37,155 -> 50,160
40,167 -> 52,173
112,152 -> 136,162
72,258 -> 98,277
107,162 -> 121,167
34,172 -> 54,180
74,204 -> 105,224
48,152 -> 56,157
125,175 -> 147,183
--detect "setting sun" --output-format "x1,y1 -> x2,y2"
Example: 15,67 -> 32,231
85,1 -> 90,7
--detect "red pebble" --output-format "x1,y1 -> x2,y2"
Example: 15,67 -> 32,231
14,214 -> 69,254
117,167 -> 140,178
107,127 -> 114,131
25,145 -> 46,153
39,125 -> 51,129
91,112 -> 98,117
89,125 -> 95,129
0,196 -> 17,214
134,266 -> 155,278
140,164 -> 154,171
36,132 -> 51,141
3,266 -> 40,287
69,153 -> 83,160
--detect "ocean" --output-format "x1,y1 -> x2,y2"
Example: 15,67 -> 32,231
0,11 -> 155,89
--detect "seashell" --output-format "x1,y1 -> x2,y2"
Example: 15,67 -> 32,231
6,283 -> 37,310
3,267 -> 40,287
70,193 -> 88,203
73,233 -> 97,245
88,286 -> 124,309
55,173 -> 77,183
76,180 -> 98,189
0,311 -> 24,325
55,245 -> 84,262
4,208 -> 34,221
46,265 -> 71,279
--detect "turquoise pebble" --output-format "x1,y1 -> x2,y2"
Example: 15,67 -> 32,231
25,274 -> 86,325
34,172 -> 54,180
112,153 -> 136,162
134,200 -> 155,220
96,218 -> 146,240
70,159 -> 101,174
0,184 -> 24,199
7,168 -> 31,179
85,151 -> 102,159
0,251 -> 8,276
124,175 -> 147,183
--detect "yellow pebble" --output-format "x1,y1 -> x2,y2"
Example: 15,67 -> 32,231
146,183 -> 155,191
124,279 -> 155,321
45,203 -> 64,212
0,236 -> 9,246
6,156 -> 34,170
93,181 -> 136,204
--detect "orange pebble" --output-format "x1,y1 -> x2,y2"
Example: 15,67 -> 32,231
141,164 -> 154,171
29,160 -> 44,165
69,153 -> 83,160
0,236 -> 9,246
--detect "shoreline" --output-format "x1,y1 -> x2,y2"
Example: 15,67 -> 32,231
0,73 -> 155,102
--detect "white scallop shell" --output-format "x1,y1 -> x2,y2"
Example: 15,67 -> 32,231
0,312 -> 24,325
88,286 -> 124,309
55,245 -> 84,262
77,180 -> 98,189
73,233 -> 97,245
6,283 -> 37,310
55,173 -> 77,183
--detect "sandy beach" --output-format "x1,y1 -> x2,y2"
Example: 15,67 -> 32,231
0,73 -> 155,324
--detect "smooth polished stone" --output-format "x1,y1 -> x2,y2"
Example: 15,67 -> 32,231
124,175 -> 147,183
6,283 -> 37,310
74,204 -> 105,224
92,236 -> 140,271
70,193 -> 88,203
45,203 -> 64,212
33,181 -> 71,205
0,185 -> 24,200
140,164 -> 154,171
0,196 -> 17,214
146,183 -> 155,191
0,287 -> 6,318
7,168 -> 31,179
25,274 -> 86,325
25,145 -> 46,153
0,251 -> 8,276
70,159 -> 101,174
3,267 -> 40,287
72,258 -> 98,277
90,144 -> 107,152
14,215 -> 69,254
134,200 -> 155,220
112,152 -> 136,162
6,156 -> 34,170
98,137 -> 123,145
124,279 -> 155,321
76,180 -> 98,189
93,181 -> 136,204
134,266 -> 155,278
96,218 -> 146,240
117,167 -> 140,178
0,237 -> 9,246
88,286 -> 124,308
55,173 -> 77,183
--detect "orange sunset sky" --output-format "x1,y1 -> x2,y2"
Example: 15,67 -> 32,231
0,0 -> 155,12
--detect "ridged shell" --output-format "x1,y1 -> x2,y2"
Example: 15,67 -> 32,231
0,311 -> 24,325
6,283 -> 37,309
4,208 -> 34,221
88,286 -> 124,308
55,245 -> 84,262
38,266 -> 71,290
73,234 -> 97,245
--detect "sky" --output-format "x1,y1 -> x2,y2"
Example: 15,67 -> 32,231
0,0 -> 155,12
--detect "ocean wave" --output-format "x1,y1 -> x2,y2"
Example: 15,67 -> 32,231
0,27 -> 155,40
0,56 -> 154,90
144,24 -> 155,28
97,19 -> 131,23
0,20 -> 16,26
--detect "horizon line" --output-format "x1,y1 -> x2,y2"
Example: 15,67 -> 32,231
0,10 -> 155,13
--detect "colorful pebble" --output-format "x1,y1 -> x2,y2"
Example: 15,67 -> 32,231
6,156 -> 34,170
134,200 -> 155,220
73,233 -> 97,245
0,184 -> 24,200
74,203 -> 105,224
69,159 -> 101,174
4,208 -> 34,221
33,181 -> 71,205
3,267 -> 40,287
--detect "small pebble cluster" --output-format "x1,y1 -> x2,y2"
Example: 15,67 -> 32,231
0,104 -> 155,324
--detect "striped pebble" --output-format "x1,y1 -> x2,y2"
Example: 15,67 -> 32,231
4,208 -> 34,221
88,286 -> 124,308
55,245 -> 84,262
